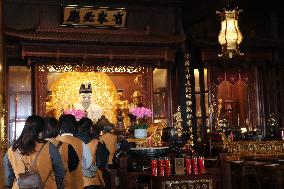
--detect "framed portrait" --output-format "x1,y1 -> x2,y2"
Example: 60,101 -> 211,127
174,158 -> 185,175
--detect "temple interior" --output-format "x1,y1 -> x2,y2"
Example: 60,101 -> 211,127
0,0 -> 284,189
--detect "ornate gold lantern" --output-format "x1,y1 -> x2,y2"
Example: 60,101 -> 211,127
217,8 -> 243,58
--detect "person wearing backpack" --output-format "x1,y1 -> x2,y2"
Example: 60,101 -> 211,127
77,117 -> 105,189
2,115 -> 65,189
57,114 -> 84,189
91,116 -> 111,168
43,116 -> 80,189
99,124 -> 117,166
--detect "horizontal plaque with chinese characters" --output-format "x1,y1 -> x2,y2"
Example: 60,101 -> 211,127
62,6 -> 127,28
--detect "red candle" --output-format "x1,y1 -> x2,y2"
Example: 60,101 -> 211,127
151,159 -> 158,176
185,156 -> 192,175
159,158 -> 165,176
164,157 -> 171,176
192,156 -> 199,175
198,156 -> 206,174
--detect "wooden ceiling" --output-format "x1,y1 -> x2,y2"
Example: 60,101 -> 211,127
183,0 -> 282,29
182,0 -> 284,50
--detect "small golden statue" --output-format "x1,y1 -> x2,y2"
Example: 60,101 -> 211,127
45,91 -> 56,117
217,98 -> 226,130
116,89 -> 130,127
129,90 -> 143,109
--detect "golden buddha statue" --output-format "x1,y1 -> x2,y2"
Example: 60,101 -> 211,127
116,89 -> 130,127
45,91 -> 56,117
129,90 -> 143,109
217,99 -> 223,119
217,98 -> 228,130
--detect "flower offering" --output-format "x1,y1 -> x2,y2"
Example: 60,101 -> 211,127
63,108 -> 87,121
129,107 -> 152,129
129,107 -> 152,118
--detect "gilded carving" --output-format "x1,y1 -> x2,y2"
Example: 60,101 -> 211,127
225,140 -> 284,160
127,122 -> 166,147
37,68 -> 48,116
161,179 -> 213,189
39,65 -> 148,73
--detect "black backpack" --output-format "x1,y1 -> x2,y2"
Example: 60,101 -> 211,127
17,143 -> 52,189
96,141 -> 110,169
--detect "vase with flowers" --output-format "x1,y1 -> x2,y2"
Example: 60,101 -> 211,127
129,107 -> 152,138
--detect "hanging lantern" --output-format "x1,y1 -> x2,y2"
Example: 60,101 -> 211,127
217,8 -> 243,58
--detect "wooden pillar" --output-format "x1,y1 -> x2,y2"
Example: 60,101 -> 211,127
0,0 -> 7,152
177,49 -> 196,149
118,157 -> 128,189
220,153 -> 232,189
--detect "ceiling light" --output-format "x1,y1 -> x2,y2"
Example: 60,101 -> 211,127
217,7 -> 244,58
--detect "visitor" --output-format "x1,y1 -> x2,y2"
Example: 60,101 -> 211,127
74,83 -> 102,123
43,116 -> 80,189
77,117 -> 105,189
100,123 -> 117,166
2,115 -> 64,188
57,114 -> 84,189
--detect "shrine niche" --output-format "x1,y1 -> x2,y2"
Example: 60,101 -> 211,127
48,72 -> 118,123
217,73 -> 248,129
210,66 -> 258,132
37,64 -> 152,125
